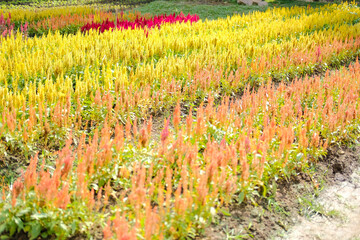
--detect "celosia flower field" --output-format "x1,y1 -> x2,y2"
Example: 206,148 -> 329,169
1,2 -> 360,239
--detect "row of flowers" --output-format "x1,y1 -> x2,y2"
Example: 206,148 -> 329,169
81,13 -> 200,33
0,9 -> 153,37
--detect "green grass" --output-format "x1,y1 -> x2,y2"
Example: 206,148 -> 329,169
133,0 -> 331,20
133,1 -> 263,20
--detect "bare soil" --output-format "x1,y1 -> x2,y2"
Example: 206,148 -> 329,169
199,145 -> 360,240
277,148 -> 360,240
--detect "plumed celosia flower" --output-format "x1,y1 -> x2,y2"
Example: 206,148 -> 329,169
11,179 -> 23,207
161,118 -> 170,143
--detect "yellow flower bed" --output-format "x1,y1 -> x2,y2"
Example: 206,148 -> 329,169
0,5 -> 96,21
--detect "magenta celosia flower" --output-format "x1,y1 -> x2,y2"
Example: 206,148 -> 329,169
81,12 -> 200,34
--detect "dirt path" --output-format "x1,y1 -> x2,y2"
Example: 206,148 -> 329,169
276,166 -> 360,240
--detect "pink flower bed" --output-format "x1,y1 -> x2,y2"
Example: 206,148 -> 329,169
81,12 -> 200,33
0,13 -> 28,38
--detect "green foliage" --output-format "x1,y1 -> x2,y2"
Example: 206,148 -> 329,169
0,194 -> 99,239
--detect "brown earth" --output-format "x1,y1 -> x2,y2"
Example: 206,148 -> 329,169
276,147 -> 360,240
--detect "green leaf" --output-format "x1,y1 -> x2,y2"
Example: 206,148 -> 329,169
262,184 -> 267,197
24,225 -> 30,232
41,232 -> 48,238
9,224 -> 15,236
90,183 -> 98,191
0,213 -> 8,223
71,221 -> 77,234
30,212 -> 47,220
0,224 -> 6,235
13,217 -> 23,230
30,224 -> 41,240
16,208 -> 31,217
219,208 -> 231,217
59,223 -> 68,232
296,152 -> 304,161
238,192 -> 245,204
